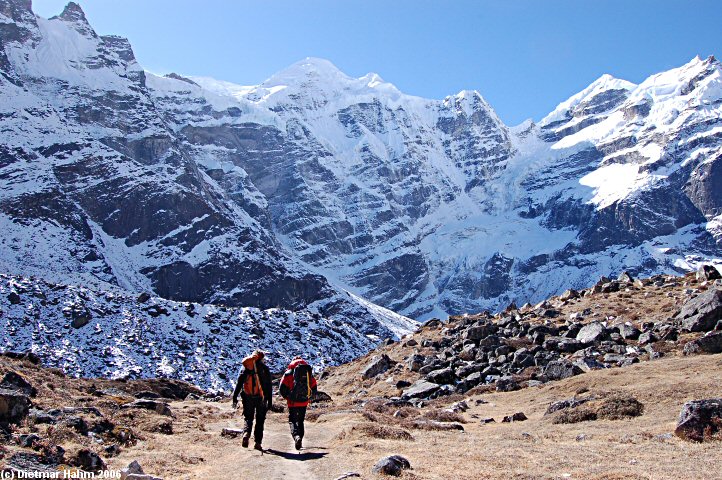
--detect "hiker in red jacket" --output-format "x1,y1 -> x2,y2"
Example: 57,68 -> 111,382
279,356 -> 317,450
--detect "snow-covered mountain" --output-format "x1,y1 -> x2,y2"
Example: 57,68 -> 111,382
2,0 -> 721,333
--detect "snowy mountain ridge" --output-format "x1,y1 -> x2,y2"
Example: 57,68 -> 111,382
1,0 -> 721,336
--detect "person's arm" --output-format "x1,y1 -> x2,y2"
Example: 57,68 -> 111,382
310,374 -> 318,399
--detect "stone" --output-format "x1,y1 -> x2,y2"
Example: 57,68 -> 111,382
573,357 -> 606,372
637,332 -> 657,345
15,433 -> 41,448
675,399 -> 722,442
502,412 -> 527,422
0,387 -> 31,424
618,323 -> 641,340
120,460 -> 164,480
458,344 -> 477,361
372,455 -> 411,476
402,380 -> 440,399
676,288 -> 722,332
683,332 -> 722,355
406,354 -> 426,372
221,428 -> 244,438
576,322 -> 607,344
543,360 -> 583,381
696,265 -> 722,282
361,354 -> 392,379
463,324 -> 494,341
0,371 -> 37,397
71,449 -> 106,473
425,367 -> 456,385
545,398 -> 589,415
120,399 -> 173,416
618,271 -> 635,283
8,291 -> 22,304
136,292 -> 151,303
481,417 -> 496,423
559,289 -> 580,301
496,377 -> 521,392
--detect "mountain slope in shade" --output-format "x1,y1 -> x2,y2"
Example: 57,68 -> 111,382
0,0 -> 721,328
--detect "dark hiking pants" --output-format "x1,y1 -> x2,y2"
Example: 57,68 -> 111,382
242,394 -> 267,443
288,406 -> 307,440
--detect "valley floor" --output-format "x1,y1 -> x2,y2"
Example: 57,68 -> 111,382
100,353 -> 721,479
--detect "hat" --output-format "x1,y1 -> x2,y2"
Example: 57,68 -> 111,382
253,349 -> 269,359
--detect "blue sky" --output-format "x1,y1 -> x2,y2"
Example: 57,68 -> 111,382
34,0 -> 721,125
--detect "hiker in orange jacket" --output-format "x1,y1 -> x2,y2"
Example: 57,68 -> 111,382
232,349 -> 272,451
279,356 -> 317,450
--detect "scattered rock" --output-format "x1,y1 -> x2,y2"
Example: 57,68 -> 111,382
424,367 -> 456,385
120,399 -> 173,417
696,265 -> 722,282
0,371 -> 37,397
372,455 -> 412,476
502,412 -> 527,422
576,322 -> 607,344
481,417 -> 496,424
675,399 -> 722,442
684,332 -> 722,355
71,449 -> 106,473
618,323 -> 641,340
402,380 -> 440,399
676,288 -> 722,332
0,387 -> 31,424
136,292 -> 151,303
120,460 -> 163,480
496,377 -> 521,392
543,360 -> 583,381
362,354 -> 392,379
7,291 -> 21,304
221,428 -> 244,438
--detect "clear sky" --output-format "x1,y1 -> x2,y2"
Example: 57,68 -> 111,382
33,0 -> 722,125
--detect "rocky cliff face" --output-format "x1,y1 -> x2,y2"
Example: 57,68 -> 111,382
1,0 -> 721,329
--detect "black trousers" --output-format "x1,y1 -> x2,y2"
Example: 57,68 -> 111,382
241,395 -> 267,443
288,406 -> 307,440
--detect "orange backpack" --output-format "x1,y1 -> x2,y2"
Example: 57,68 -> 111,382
242,356 -> 265,398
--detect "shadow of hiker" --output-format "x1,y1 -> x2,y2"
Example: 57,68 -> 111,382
264,449 -> 328,461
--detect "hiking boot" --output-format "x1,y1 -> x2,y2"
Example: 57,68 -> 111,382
294,436 -> 302,451
241,436 -> 249,448
254,442 -> 263,451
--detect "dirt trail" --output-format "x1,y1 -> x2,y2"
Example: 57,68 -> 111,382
111,403 -> 346,480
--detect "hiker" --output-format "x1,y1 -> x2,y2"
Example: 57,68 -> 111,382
232,349 -> 272,451
279,356 -> 318,450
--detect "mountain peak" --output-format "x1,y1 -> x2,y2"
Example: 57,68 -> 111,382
262,57 -> 349,87
53,2 -> 96,37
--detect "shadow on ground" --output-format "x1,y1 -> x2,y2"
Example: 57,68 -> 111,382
264,449 -> 329,461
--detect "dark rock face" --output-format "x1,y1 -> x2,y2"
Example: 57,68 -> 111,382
683,332 -> 722,354
0,371 -> 37,397
543,360 -> 583,381
696,265 -> 722,282
676,289 -> 722,332
675,399 -> 722,442
401,380 -> 440,399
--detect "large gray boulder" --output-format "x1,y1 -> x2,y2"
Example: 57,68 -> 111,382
424,367 -> 456,385
401,380 -> 440,399
361,354 -> 391,379
683,332 -> 722,355
576,322 -> 607,344
543,360 -> 583,381
675,399 -> 722,442
676,289 -> 722,332
696,265 -> 722,282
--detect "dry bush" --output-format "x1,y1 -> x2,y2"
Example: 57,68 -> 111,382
422,409 -> 466,424
551,407 -> 597,424
349,423 -> 414,441
391,407 -> 420,419
597,396 -> 644,420
361,410 -> 380,422
402,419 -> 464,431
426,393 -> 466,408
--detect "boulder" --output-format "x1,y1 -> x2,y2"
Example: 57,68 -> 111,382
463,324 -> 494,341
425,367 -> 456,385
576,322 -> 607,344
0,371 -> 37,397
676,289 -> 722,332
372,455 -> 411,476
8,291 -> 22,304
406,354 -> 426,372
496,377 -> 520,392
136,292 -> 151,303
120,399 -> 173,417
543,336 -> 583,353
71,449 -> 106,473
402,380 -> 440,399
361,354 -> 392,379
559,289 -> 579,301
618,323 -> 641,340
543,360 -> 583,381
221,428 -> 244,438
683,332 -> 722,355
0,387 -> 31,424
675,399 -> 722,442
120,460 -> 164,480
502,412 -> 527,422
696,265 -> 722,282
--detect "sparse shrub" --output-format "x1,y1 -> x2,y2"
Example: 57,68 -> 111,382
422,409 -> 466,424
597,396 -> 644,420
552,407 -> 597,424
350,423 -> 414,441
